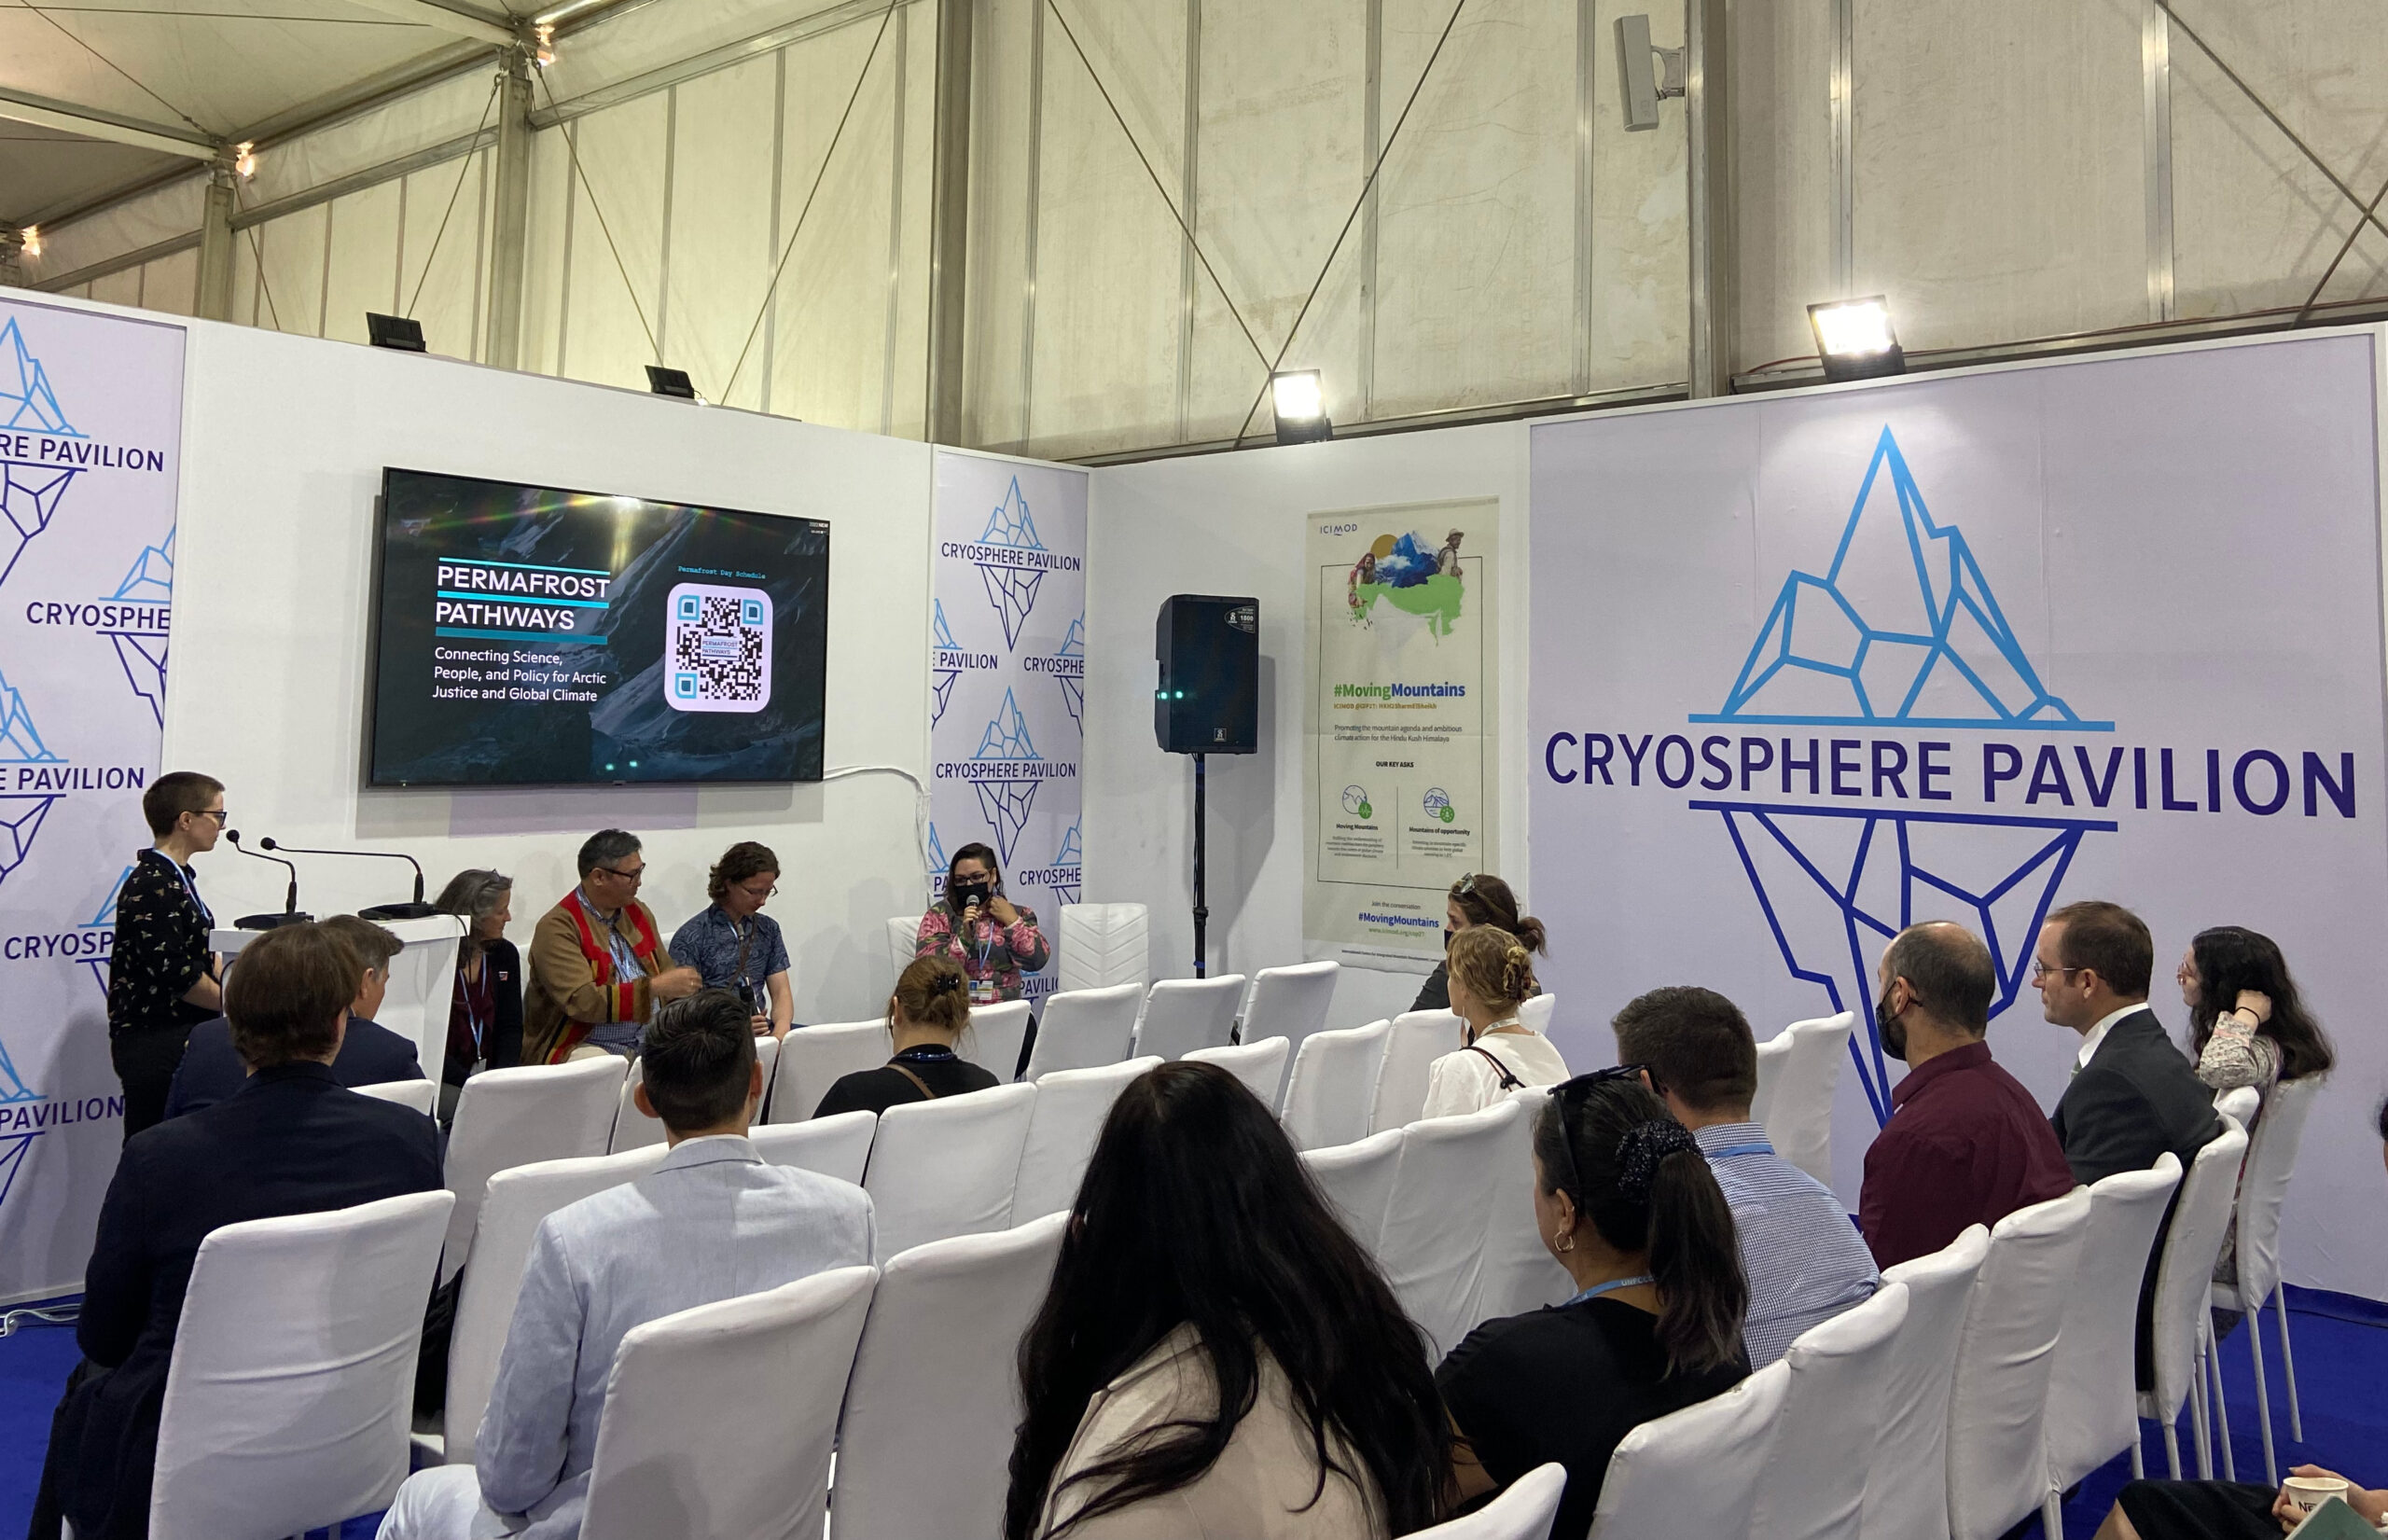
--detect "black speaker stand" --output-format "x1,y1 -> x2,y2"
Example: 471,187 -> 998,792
1191,752 -> 1208,978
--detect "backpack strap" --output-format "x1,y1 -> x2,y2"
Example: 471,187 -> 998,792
889,1062 -> 937,1101
1467,1043 -> 1525,1090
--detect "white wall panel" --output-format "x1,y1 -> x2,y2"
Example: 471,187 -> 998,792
884,7 -> 939,439
249,68 -> 506,209
323,178 -> 404,345
662,57 -> 781,410
1731,0 -> 1833,372
965,0 -> 1038,447
142,247 -> 199,318
1587,0 -> 1687,390
521,127 -> 575,377
24,177 -> 204,287
254,201 -> 329,337
399,149 -> 490,364
557,90 -> 669,394
89,266 -> 141,309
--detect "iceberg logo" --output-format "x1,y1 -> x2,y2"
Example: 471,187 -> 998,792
77,865 -> 130,1001
0,669 -> 59,763
0,795 -> 58,891
1048,819 -> 1082,905
971,690 -> 1042,863
0,318 -> 84,591
101,534 -> 174,724
975,479 -> 1048,650
931,601 -> 962,727
1,318 -> 76,435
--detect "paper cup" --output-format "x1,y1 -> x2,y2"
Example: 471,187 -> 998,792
2283,1476 -> 2351,1515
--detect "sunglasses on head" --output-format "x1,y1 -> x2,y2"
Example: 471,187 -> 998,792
1547,1063 -> 1649,1202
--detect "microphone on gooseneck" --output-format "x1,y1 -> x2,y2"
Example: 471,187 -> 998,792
224,830 -> 312,929
258,839 -> 439,920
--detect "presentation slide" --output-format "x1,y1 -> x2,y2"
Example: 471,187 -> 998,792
368,468 -> 830,785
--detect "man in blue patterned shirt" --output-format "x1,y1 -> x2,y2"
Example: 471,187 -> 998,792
1613,986 -> 1879,1367
667,841 -> 793,1035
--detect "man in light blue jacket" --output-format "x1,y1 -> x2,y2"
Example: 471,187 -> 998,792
380,989 -> 873,1539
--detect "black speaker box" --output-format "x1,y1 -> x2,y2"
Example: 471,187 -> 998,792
1155,594 -> 1258,754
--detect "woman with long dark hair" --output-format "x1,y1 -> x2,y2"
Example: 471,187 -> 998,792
2176,925 -> 2335,1094
915,841 -> 1048,1005
1437,1073 -> 1749,1540
1413,873 -> 1547,1014
1006,1062 -> 1450,1539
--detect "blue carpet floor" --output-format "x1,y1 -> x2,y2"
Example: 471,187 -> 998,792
4,1288 -> 2382,1537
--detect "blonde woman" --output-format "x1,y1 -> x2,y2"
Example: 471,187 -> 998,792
1420,926 -> 1570,1118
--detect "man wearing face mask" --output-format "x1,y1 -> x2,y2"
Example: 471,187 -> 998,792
1856,921 -> 2076,1269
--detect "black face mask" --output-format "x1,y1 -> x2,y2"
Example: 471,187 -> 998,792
951,879 -> 993,911
1875,992 -> 1909,1061
1443,926 -> 1456,952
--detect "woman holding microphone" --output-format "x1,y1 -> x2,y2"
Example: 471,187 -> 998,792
914,842 -> 1048,1005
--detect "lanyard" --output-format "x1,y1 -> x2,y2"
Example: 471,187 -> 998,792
1566,1273 -> 1655,1307
158,851 -> 212,929
1705,1141 -> 1774,1160
460,963 -> 490,1052
971,915 -> 997,976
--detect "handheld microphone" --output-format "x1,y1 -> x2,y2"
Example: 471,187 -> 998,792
258,839 -> 440,921
224,830 -> 312,929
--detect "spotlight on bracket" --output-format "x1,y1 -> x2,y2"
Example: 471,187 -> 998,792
366,312 -> 426,353
1807,296 -> 1905,382
1615,15 -> 1686,132
1269,369 -> 1332,445
645,365 -> 701,402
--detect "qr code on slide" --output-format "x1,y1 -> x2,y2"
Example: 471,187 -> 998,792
665,582 -> 772,715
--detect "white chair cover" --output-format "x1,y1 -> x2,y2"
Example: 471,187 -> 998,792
766,1019 -> 894,1125
2136,1118 -> 2251,1435
1945,1186 -> 2093,1540
1377,1097 -> 1528,1358
2216,1076 -> 2318,1312
748,1110 -> 878,1187
1024,982 -> 1145,1079
1471,1089 -> 1573,1327
1752,1281 -> 1910,1540
1013,1057 -> 1161,1221
1241,961 -> 1340,1100
863,1081 -> 1038,1257
1133,975 -> 1246,1060
834,1214 -> 1069,1540
353,1078 -> 437,1116
441,1055 -> 627,1283
1750,1032 -> 1792,1120
752,1033 -> 780,1117
1057,902 -> 1150,992
1300,1127 -> 1405,1255
578,1266 -> 878,1540
149,1189 -> 453,1540
967,998 -> 1034,1082
445,1146 -> 672,1464
1858,1226 -> 1990,1540
1185,1034 -> 1290,1106
1372,1009 -> 1463,1132
1756,1012 -> 1851,1186
1517,993 -> 1556,1036
1400,1463 -> 1568,1539
2042,1155 -> 2185,1514
610,1060 -> 665,1153
885,914 -> 920,981
1588,1358 -> 1791,1540
1282,1020 -> 1393,1149
2214,1084 -> 2259,1127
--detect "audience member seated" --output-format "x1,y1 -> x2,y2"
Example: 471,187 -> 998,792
1437,1071 -> 1749,1540
1004,1061 -> 1449,1539
1412,872 -> 1547,1015
378,989 -> 873,1540
1612,986 -> 1877,1366
523,828 -> 700,1063
1858,922 -> 2076,1269
1419,926 -> 1570,1118
162,915 -> 423,1118
436,868 -> 522,1117
915,841 -> 1048,1006
814,956 -> 999,1117
30,923 -> 442,1540
670,841 -> 794,1037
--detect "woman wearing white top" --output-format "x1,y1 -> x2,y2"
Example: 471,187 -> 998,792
1420,927 -> 1570,1118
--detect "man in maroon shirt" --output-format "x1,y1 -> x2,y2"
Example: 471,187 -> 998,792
1858,920 -> 2078,1269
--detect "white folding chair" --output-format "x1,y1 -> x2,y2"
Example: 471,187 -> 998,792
2138,1116 -> 2251,1479
1588,1358 -> 1791,1540
885,914 -> 921,980
752,1034 -> 780,1117
1057,901 -> 1150,991
441,1055 -> 626,1283
353,1078 -> 437,1116
1400,1463 -> 1567,1539
748,1110 -> 878,1187
834,1214 -> 1069,1540
1858,1226 -> 1990,1540
1013,1057 -> 1160,1221
2214,1084 -> 2258,1126
2213,1075 -> 2323,1485
445,1146 -> 672,1464
1753,1282 -> 1910,1540
1377,1097 -> 1527,1358
967,998 -> 1034,1082
1517,993 -> 1557,1036
1301,1127 -> 1405,1255
1133,975 -> 1246,1060
1283,1020 -> 1393,1149
766,1019 -> 895,1124
578,1266 -> 879,1540
1024,982 -> 1145,1079
1945,1186 -> 2093,1540
1471,1089 -> 1572,1328
610,1060 -> 664,1153
1185,1035 -> 1289,1106
1240,961 -> 1340,1101
2041,1155 -> 2183,1536
863,1081 -> 1038,1257
1372,1009 -> 1462,1132
149,1190 -> 453,1540
1752,1012 -> 1850,1186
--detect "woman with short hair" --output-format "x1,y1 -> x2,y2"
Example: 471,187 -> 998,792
435,868 -> 522,1117
1413,873 -> 1546,1014
812,955 -> 1000,1117
1418,926 -> 1570,1118
670,841 -> 794,1036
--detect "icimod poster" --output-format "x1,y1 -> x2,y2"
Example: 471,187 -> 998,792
1303,498 -> 1501,969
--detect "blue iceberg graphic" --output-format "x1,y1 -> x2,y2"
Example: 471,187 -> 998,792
979,479 -> 1046,550
974,781 -> 1039,865
110,531 -> 174,603
974,689 -> 1040,762
0,670 -> 59,763
0,319 -> 76,435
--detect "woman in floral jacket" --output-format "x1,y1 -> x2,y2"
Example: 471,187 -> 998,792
915,841 -> 1048,1005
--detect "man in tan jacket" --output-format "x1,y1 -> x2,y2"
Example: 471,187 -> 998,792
524,829 -> 701,1062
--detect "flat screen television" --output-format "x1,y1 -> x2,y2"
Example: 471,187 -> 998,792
367,468 -> 830,786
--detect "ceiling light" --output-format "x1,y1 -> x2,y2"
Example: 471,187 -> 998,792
1807,296 -> 1905,382
233,142 -> 257,179
1270,369 -> 1332,445
19,227 -> 37,259
534,22 -> 557,67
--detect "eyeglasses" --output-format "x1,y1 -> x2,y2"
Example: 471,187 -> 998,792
2029,959 -> 2083,983
596,864 -> 646,884
737,881 -> 779,898
194,809 -> 229,825
1548,1063 -> 1648,1202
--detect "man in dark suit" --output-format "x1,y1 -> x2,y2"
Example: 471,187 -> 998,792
30,921 -> 442,1540
161,914 -> 423,1118
2034,898 -> 2222,1388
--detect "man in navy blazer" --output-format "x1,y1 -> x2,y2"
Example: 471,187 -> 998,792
30,922 -> 442,1540
162,915 -> 423,1118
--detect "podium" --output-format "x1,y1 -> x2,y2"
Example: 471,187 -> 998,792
211,914 -> 467,1086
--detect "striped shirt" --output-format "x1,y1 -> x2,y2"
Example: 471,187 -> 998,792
1696,1121 -> 1879,1368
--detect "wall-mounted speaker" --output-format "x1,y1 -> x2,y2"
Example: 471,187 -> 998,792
1155,594 -> 1258,755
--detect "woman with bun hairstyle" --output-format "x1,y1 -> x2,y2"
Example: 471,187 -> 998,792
1413,873 -> 1546,1013
1437,1074 -> 1749,1540
812,955 -> 1000,1117
1419,926 -> 1570,1118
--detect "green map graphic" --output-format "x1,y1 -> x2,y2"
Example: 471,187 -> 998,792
1354,572 -> 1465,638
